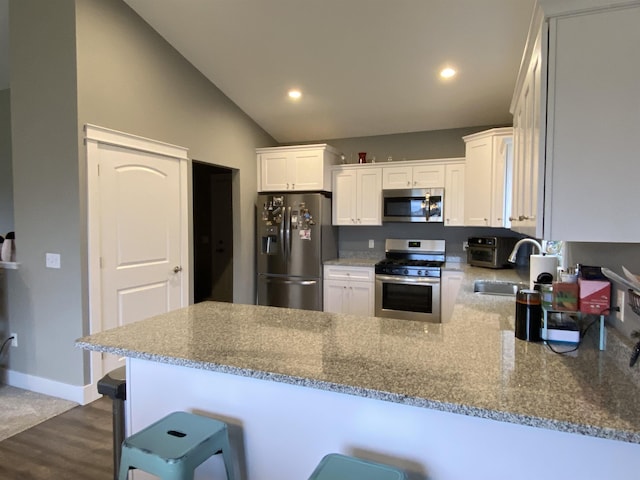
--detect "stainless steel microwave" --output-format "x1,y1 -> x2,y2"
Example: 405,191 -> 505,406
382,188 -> 444,223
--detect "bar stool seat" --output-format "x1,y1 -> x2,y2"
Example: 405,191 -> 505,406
118,411 -> 235,480
308,453 -> 408,480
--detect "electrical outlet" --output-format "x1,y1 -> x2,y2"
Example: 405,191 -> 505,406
463,241 -> 469,251
10,333 -> 17,347
368,239 -> 374,249
617,290 -> 625,322
46,253 -> 61,269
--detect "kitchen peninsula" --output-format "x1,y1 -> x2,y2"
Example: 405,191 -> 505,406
77,269 -> 640,480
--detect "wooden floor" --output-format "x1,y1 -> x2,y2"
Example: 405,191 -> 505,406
0,396 -> 114,479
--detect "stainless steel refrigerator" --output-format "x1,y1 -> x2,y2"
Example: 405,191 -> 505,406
256,192 -> 337,311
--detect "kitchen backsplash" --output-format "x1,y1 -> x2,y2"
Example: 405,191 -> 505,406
337,224 -> 524,260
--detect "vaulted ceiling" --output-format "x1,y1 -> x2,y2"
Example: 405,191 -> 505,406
0,0 -> 536,143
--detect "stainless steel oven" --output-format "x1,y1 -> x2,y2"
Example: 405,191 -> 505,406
374,239 -> 445,323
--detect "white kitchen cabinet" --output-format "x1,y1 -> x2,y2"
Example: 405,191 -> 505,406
441,270 -> 463,322
444,162 -> 465,226
463,127 -> 513,228
382,164 -> 445,189
510,18 -> 546,238
511,3 -> 639,242
323,265 -> 375,316
543,5 -> 640,241
257,144 -> 340,192
332,166 -> 382,226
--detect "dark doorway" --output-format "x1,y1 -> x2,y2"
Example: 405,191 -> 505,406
193,161 -> 234,303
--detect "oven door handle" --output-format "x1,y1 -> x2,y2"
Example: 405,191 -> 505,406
376,275 -> 440,285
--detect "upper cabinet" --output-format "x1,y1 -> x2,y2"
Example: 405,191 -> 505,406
444,161 -> 465,226
257,144 -> 340,192
510,16 -> 546,238
511,2 -> 640,241
382,164 -> 445,189
332,166 -> 382,226
463,127 -> 513,228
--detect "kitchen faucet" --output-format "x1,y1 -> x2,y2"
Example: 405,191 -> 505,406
507,238 -> 543,263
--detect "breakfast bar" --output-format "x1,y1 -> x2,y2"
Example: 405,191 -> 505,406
76,269 -> 640,479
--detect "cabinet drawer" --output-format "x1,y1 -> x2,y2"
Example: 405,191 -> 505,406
323,265 -> 374,282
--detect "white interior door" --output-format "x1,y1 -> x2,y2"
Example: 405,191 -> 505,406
86,125 -> 189,384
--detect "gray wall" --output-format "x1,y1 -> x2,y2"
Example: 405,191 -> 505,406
8,0 -> 274,387
8,0 -> 83,384
311,125 -> 505,164
0,88 -> 12,355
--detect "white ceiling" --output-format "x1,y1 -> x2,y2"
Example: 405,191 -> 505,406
1,0 -> 536,143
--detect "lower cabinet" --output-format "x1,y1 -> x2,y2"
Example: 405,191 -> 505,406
323,265 -> 375,316
441,270 -> 464,322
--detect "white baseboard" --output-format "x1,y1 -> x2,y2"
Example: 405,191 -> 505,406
1,368 -> 101,405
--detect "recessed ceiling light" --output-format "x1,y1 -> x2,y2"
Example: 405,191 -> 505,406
440,68 -> 456,79
288,89 -> 302,99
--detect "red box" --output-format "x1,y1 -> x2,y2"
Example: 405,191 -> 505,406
578,278 -> 611,315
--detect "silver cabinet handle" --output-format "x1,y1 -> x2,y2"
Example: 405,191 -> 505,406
173,266 -> 183,273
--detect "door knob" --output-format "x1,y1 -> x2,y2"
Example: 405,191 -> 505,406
173,266 -> 183,273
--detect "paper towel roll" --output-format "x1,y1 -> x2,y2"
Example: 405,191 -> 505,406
529,254 -> 558,289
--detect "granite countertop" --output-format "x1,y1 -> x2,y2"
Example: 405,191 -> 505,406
76,265 -> 640,444
323,257 -> 380,267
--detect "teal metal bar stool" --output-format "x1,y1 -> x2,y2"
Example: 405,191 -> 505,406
118,411 -> 235,480
308,453 -> 408,480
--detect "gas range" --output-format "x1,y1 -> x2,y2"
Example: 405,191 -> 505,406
375,239 -> 446,278
374,239 -> 446,323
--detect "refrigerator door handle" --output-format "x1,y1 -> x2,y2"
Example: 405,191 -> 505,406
279,207 -> 286,258
263,278 -> 318,286
285,206 -> 292,261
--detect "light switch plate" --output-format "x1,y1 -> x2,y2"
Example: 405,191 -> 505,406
368,239 -> 374,249
46,253 -> 61,269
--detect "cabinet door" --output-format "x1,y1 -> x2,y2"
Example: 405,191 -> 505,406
444,163 -> 465,226
357,168 -> 382,225
412,164 -> 445,188
545,6 -> 640,241
492,137 -> 512,227
464,138 -> 492,226
348,282 -> 374,316
260,152 -> 291,191
291,150 -> 324,191
510,26 -> 545,238
332,169 -> 357,225
324,279 -> 347,313
382,166 -> 412,189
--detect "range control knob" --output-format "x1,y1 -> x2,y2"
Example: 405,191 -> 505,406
404,269 -> 409,275
417,270 -> 423,276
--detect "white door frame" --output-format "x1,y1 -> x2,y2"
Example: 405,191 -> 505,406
85,124 -> 189,403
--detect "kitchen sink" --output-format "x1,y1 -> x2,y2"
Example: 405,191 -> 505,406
473,280 -> 528,296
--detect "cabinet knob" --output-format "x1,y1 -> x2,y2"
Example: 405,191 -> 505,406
173,266 -> 183,273
509,216 -> 518,221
